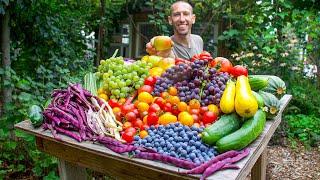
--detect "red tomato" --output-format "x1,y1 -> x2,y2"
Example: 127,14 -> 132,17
142,124 -> 149,130
147,112 -> 159,125
133,108 -> 139,116
171,105 -> 180,116
121,104 -> 135,115
108,99 -> 120,108
153,97 -> 165,109
144,76 -> 157,86
125,112 -> 137,122
200,106 -> 209,114
231,65 -> 248,77
148,103 -> 161,113
189,108 -> 200,115
192,114 -> 200,123
163,102 -> 172,112
133,119 -> 144,129
122,131 -> 134,143
202,111 -> 218,125
210,57 -> 233,73
138,85 -> 153,94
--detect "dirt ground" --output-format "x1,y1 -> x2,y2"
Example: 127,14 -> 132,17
266,145 -> 320,180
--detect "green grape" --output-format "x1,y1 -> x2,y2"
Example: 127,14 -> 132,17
113,89 -> 120,95
110,95 -> 116,99
133,75 -> 140,82
126,79 -> 132,85
119,81 -> 126,88
134,84 -> 140,89
119,93 -> 126,98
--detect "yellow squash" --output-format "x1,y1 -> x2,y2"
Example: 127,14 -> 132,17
220,80 -> 236,114
235,75 -> 258,118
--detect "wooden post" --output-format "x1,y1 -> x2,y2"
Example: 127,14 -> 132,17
58,160 -> 87,180
251,149 -> 267,180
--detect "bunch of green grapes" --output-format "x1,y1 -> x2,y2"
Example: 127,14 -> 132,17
97,56 -> 151,99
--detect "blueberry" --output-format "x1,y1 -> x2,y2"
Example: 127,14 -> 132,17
190,146 -> 196,151
181,142 -> 187,149
199,157 -> 205,162
133,143 -> 139,147
141,139 -> 147,144
145,143 -> 152,147
163,147 -> 168,151
184,126 -> 191,131
192,136 -> 198,141
134,136 -> 140,141
150,125 -> 155,130
158,125 -> 164,129
186,132 -> 193,138
163,152 -> 169,156
160,141 -> 166,147
190,153 -> 196,160
164,134 -> 169,139
192,130 -> 198,136
195,141 -> 201,148
190,125 -> 198,131
194,159 -> 201,165
186,146 -> 191,152
200,145 -> 207,152
168,137 -> 174,142
174,122 -> 180,127
170,123 -> 175,129
134,149 -> 141,154
177,137 -> 183,142
167,143 -> 173,149
154,142 -> 160,147
189,140 -> 195,146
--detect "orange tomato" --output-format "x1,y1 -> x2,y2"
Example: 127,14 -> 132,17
137,102 -> 149,112
178,112 -> 194,126
208,104 -> 220,116
143,115 -> 148,124
168,96 -> 180,105
168,86 -> 178,96
177,102 -> 188,112
159,112 -> 177,125
134,100 -> 140,108
189,99 -> 201,109
138,92 -> 153,104
139,130 -> 148,139
161,92 -> 170,100
122,121 -> 132,130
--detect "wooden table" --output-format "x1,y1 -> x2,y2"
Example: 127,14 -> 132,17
15,95 -> 291,180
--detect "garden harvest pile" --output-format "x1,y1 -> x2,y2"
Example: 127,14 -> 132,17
31,49 -> 287,179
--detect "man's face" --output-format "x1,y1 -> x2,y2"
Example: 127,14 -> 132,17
168,2 -> 195,36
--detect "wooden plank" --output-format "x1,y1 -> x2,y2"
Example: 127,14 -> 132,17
14,95 -> 292,180
251,149 -> 267,180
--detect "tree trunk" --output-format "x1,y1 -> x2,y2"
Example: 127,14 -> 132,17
0,10 -> 12,117
96,0 -> 106,66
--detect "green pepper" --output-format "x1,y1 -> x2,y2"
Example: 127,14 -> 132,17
28,105 -> 43,128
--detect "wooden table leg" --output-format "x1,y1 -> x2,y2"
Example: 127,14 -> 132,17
251,149 -> 267,180
58,159 -> 87,180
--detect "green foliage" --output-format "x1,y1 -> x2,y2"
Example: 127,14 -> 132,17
285,114 -> 320,148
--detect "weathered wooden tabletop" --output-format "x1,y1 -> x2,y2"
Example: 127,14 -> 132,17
15,95 -> 291,180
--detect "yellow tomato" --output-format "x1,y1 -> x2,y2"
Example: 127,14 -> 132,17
159,113 -> 177,125
189,99 -> 201,109
137,102 -> 149,112
178,112 -> 194,126
98,93 -> 109,101
97,87 -> 105,95
208,104 -> 220,116
178,111 -> 189,120
138,92 -> 153,104
168,87 -> 178,96
112,107 -> 121,114
139,130 -> 148,139
149,67 -> 164,77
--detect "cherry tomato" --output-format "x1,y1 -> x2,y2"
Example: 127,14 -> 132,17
125,112 -> 137,122
192,114 -> 200,123
138,85 -> 153,94
142,124 -> 149,130
121,104 -> 135,115
133,109 -> 139,116
171,105 -> 180,116
189,99 -> 201,109
133,119 -> 144,129
108,99 -> 120,108
210,57 -> 233,73
202,111 -> 218,125
148,103 -> 161,113
163,102 -> 172,112
231,65 -> 248,77
122,131 -> 134,143
160,92 -> 170,100
189,108 -> 200,115
147,112 -> 159,125
144,76 -> 157,86
177,102 -> 188,112
168,87 -> 178,96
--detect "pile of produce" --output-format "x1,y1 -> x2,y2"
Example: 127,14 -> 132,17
30,40 -> 288,178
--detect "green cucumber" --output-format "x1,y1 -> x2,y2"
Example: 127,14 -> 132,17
216,110 -> 266,153
248,75 -> 269,91
201,113 -> 240,146
249,75 -> 286,97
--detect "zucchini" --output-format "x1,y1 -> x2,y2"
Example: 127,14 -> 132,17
201,113 -> 240,146
249,75 -> 286,97
216,110 -> 266,153
258,91 -> 281,119
248,75 -> 269,91
252,91 -> 264,108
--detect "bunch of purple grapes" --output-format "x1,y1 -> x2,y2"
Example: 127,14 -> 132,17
152,64 -> 192,96
200,71 -> 230,106
176,79 -> 202,102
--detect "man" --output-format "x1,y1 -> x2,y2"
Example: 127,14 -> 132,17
146,1 -> 203,60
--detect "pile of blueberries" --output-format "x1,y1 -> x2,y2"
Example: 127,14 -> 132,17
133,122 -> 218,165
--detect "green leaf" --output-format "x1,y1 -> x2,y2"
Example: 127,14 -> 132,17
44,171 -> 59,180
18,92 -> 33,102
4,141 -> 17,150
